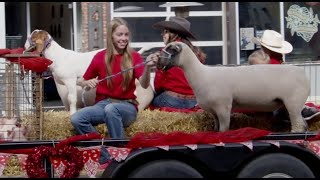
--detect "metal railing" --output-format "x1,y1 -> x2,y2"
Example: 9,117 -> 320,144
285,61 -> 320,105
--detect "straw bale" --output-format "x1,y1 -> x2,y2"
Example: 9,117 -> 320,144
21,110 -> 107,140
19,109 -> 320,141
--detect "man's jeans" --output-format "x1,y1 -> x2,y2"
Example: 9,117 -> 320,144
152,91 -> 197,109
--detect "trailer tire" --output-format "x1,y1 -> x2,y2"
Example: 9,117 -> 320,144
237,153 -> 314,178
128,159 -> 203,178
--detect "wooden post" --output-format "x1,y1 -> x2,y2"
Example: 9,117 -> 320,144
34,73 -> 43,140
4,62 -> 9,117
10,62 -> 14,118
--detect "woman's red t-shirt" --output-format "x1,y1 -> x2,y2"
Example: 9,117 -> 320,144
154,39 -> 202,95
83,49 -> 144,103
154,67 -> 194,95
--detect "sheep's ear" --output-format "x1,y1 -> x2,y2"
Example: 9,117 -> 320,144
173,44 -> 182,53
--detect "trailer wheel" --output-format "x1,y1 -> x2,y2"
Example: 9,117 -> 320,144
128,160 -> 203,178
237,153 -> 314,178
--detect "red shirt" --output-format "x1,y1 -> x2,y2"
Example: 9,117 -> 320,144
154,38 -> 201,95
154,67 -> 194,95
269,58 -> 282,64
83,49 -> 144,103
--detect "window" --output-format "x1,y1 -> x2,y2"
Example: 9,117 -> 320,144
114,2 -> 165,12
238,2 -> 320,64
5,2 -> 27,49
112,2 -> 225,65
238,2 -> 281,64
284,2 -> 320,62
123,17 -> 165,42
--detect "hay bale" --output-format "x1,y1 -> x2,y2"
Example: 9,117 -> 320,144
20,109 -> 320,141
126,109 -> 216,137
127,110 -> 293,137
21,110 -> 107,140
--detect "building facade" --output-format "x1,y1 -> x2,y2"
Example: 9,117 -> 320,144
1,2 -> 320,103
1,2 -> 319,65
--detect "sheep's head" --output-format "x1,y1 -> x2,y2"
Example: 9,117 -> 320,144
24,30 -> 52,54
157,41 -> 183,71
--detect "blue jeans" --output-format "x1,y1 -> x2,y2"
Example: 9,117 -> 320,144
71,99 -> 137,139
70,99 -> 137,164
151,91 -> 197,109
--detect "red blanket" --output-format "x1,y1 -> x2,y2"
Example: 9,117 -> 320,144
0,48 -> 52,73
149,102 -> 320,114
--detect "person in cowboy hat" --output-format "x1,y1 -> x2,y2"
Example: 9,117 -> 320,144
250,29 -> 293,64
148,16 -> 206,109
250,29 -> 320,122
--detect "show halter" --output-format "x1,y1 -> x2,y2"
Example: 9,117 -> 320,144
25,30 -> 53,55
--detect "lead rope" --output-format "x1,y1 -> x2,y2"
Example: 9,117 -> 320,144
81,58 -> 154,107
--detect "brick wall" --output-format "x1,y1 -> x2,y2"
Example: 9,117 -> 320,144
81,2 -> 110,52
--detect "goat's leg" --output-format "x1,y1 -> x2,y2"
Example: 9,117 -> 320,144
52,77 -> 70,111
64,78 -> 78,115
212,104 -> 232,132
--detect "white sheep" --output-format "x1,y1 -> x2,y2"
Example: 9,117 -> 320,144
158,41 -> 310,133
24,30 -> 154,115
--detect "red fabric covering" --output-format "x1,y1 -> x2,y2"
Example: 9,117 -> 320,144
150,102 -> 320,114
8,57 -> 53,73
148,105 -> 262,114
0,48 -> 53,73
55,133 -> 103,148
148,104 -> 204,113
0,133 -> 102,154
9,47 -> 25,54
305,102 -> 320,110
0,48 -> 11,55
126,127 -> 271,149
307,133 -> 320,141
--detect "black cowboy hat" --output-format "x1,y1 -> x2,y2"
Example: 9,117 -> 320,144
152,16 -> 196,40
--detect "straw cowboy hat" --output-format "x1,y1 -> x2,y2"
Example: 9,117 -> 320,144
252,30 -> 293,54
152,16 -> 196,40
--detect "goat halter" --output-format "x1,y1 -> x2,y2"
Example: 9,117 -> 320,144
158,48 -> 174,71
26,32 -> 53,55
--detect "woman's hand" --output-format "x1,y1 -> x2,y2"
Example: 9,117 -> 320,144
139,52 -> 160,89
83,77 -> 99,90
145,52 -> 160,69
